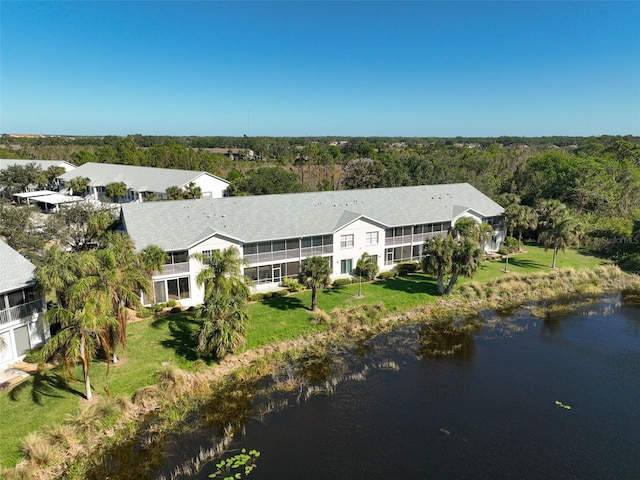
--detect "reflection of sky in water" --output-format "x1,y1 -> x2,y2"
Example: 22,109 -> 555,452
90,296 -> 640,480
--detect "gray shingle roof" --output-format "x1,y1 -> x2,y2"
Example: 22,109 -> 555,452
0,241 -> 36,293
122,183 -> 504,251
0,159 -> 75,171
58,162 -> 228,193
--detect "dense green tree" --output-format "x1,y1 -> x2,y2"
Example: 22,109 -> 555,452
234,167 -> 304,195
44,203 -> 116,251
0,202 -> 43,256
340,158 -> 385,190
298,256 -> 331,311
0,163 -> 47,196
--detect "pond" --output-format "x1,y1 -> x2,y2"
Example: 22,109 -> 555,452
91,294 -> 640,480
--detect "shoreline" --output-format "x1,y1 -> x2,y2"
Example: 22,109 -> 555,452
4,265 -> 640,479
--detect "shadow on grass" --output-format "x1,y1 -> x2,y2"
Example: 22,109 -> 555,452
153,314 -> 201,362
380,275 -> 440,296
8,368 -> 84,404
507,257 -> 547,270
264,296 -> 306,311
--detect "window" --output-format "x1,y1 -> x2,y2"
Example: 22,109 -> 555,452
365,231 -> 379,245
201,249 -> 218,260
167,251 -> 188,264
244,243 -> 258,255
340,259 -> 353,274
340,234 -> 354,249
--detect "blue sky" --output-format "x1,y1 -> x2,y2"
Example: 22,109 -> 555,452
1,1 -> 639,137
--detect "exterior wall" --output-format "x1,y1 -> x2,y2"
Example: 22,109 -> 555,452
0,294 -> 48,367
190,175 -> 229,199
144,216 -> 505,307
332,219 -> 385,277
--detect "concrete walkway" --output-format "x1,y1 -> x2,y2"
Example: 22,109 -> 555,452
0,361 -> 35,391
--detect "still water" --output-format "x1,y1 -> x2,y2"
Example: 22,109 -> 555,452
97,295 -> 640,480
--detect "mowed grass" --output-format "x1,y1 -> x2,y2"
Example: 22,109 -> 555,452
0,246 -> 609,467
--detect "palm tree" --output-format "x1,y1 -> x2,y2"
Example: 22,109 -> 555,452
355,252 -> 379,297
452,217 -> 494,251
192,246 -> 250,358
140,245 -> 168,304
40,297 -> 117,400
422,236 -> 455,294
538,215 -> 578,269
74,235 -> 151,363
193,246 -> 249,301
194,290 -> 248,358
445,238 -> 483,293
298,256 -> 331,311
355,252 -> 379,281
512,205 -> 538,249
35,245 -> 79,309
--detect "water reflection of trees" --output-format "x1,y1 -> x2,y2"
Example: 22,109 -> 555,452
417,320 -> 478,360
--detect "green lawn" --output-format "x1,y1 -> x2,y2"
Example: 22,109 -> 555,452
0,245 -> 608,468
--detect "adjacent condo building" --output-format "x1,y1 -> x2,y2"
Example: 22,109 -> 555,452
120,183 -> 505,307
0,241 -> 49,366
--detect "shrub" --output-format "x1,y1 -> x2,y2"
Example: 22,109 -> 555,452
282,277 -> 304,292
250,293 -> 265,302
136,306 -> 154,319
166,300 -> 177,308
271,289 -> 289,298
398,268 -> 409,276
397,261 -> 419,273
21,432 -> 55,466
332,277 -> 354,287
153,303 -> 166,312
170,306 -> 182,313
378,270 -> 397,280
618,253 -> 640,273
23,346 -> 43,364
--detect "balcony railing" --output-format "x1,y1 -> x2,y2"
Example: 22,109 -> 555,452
0,298 -> 46,326
244,245 -> 333,266
385,231 -> 447,246
157,262 -> 190,276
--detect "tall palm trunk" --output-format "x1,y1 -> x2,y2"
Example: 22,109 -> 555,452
445,273 -> 459,294
311,287 -> 318,311
80,334 -> 92,400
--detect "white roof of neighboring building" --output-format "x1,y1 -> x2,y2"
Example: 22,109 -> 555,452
0,159 -> 76,172
0,240 -> 35,293
121,183 -> 504,251
58,162 -> 229,193
13,190 -> 58,198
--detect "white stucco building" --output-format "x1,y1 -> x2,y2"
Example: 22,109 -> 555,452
58,162 -> 229,202
0,241 -> 48,367
121,183 -> 505,307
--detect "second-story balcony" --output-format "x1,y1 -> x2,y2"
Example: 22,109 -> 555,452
0,298 -> 46,326
156,262 -> 190,276
244,245 -> 333,266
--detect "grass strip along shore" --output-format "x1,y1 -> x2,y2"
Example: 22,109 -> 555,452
1,246 -> 639,479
